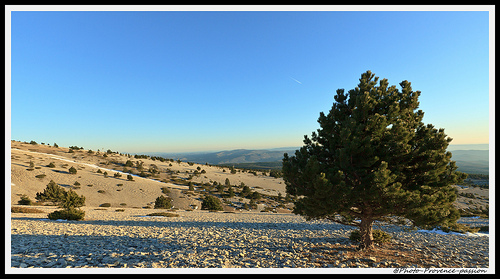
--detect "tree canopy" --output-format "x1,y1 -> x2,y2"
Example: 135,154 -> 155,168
282,71 -> 466,250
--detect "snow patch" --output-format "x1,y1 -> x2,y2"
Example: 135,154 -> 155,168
417,228 -> 488,237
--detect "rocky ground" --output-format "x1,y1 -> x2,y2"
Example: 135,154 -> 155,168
9,141 -> 492,272
10,207 -> 489,270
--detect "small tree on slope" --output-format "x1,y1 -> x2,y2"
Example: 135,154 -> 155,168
36,180 -> 86,220
282,71 -> 466,250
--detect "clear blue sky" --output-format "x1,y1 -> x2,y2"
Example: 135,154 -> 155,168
9,7 -> 491,153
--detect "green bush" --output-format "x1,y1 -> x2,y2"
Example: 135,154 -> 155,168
68,166 -> 77,174
18,195 -> 32,205
47,162 -> 56,168
154,195 -> 172,209
241,185 -> 252,197
250,191 -> 261,200
99,203 -> 111,207
438,223 -> 480,234
201,195 -> 223,211
349,229 -> 392,244
48,208 -> 85,221
36,180 -> 66,203
59,189 -> 85,209
36,180 -> 86,220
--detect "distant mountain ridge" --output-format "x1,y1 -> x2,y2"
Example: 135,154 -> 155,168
148,147 -> 489,175
151,148 -> 299,165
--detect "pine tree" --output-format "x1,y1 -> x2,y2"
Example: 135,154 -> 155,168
201,195 -> 223,211
282,71 -> 466,250
154,195 -> 172,209
35,180 -> 66,204
68,166 -> 77,174
36,180 -> 86,220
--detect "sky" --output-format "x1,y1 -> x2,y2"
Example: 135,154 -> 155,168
7,6 -> 493,154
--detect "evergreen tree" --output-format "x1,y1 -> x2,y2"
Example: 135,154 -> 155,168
227,186 -> 235,198
282,71 -> 466,250
35,180 -> 66,204
201,195 -> 223,211
68,166 -> 77,174
36,180 -> 86,220
154,195 -> 172,209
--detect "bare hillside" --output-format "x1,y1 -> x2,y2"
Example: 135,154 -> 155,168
10,141 -> 289,212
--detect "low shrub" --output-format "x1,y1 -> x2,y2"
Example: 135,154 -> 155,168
99,203 -> 112,207
438,223 -> 481,234
477,225 -> 489,232
48,208 -> 85,221
18,195 -> 32,205
201,195 -> 223,211
154,195 -> 172,209
349,229 -> 392,244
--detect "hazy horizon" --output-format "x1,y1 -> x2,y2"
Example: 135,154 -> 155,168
138,143 -> 491,155
7,6 -> 492,154
10,140 -> 487,156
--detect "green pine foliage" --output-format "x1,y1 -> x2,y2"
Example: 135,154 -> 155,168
154,195 -> 172,209
35,180 -> 66,204
201,195 -> 224,211
18,195 -> 33,205
48,208 -> 85,221
68,166 -> 77,174
282,71 -> 466,250
35,180 -> 86,220
349,229 -> 391,244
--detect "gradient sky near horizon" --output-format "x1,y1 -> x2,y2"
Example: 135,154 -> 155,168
8,7 -> 492,153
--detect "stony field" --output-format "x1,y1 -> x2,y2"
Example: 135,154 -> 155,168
10,206 -> 489,270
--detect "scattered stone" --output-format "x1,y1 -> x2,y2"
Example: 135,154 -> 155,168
10,210 -> 489,268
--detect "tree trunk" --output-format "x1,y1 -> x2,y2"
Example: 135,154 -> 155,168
359,217 -> 375,250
